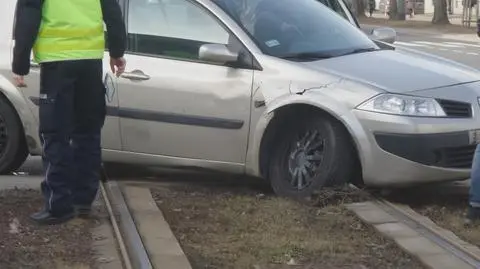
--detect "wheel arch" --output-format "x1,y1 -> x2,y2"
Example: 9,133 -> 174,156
252,99 -> 366,184
0,76 -> 41,155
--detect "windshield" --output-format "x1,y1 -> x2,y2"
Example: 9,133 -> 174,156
212,0 -> 378,59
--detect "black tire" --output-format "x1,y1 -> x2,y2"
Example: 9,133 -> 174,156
0,97 -> 29,174
268,114 -> 357,199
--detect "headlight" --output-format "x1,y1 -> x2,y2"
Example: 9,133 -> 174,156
356,93 -> 446,117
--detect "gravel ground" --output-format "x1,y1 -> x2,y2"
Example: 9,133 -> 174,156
151,181 -> 426,269
0,188 -> 97,269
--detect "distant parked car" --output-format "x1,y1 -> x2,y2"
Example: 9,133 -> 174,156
1,0 -> 479,198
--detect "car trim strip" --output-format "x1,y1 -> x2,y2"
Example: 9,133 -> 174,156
29,96 -> 244,130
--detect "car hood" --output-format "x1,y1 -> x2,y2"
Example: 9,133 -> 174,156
301,49 -> 480,93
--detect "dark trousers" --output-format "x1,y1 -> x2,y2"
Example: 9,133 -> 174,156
39,59 -> 106,215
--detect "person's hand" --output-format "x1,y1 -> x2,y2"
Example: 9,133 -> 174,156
13,73 -> 27,88
110,57 -> 126,77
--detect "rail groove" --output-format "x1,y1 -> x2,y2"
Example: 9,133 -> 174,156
100,166 -> 154,269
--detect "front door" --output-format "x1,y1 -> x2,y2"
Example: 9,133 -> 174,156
116,0 -> 254,164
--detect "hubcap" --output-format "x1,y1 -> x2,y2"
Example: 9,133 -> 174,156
287,130 -> 325,190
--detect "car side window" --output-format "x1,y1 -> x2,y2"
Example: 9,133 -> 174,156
127,0 -> 231,63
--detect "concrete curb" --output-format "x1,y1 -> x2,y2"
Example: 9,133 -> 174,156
122,185 -> 192,269
0,175 -> 43,190
360,23 -> 477,42
91,193 -> 125,269
347,201 -> 476,269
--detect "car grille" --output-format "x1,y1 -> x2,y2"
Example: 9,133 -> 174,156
437,99 -> 472,118
434,145 -> 476,168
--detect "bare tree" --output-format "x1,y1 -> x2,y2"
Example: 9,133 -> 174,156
354,0 -> 366,17
388,0 -> 398,19
397,0 -> 407,20
432,0 -> 450,24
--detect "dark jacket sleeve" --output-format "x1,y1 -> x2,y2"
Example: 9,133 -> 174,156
11,0 -> 43,76
101,0 -> 127,58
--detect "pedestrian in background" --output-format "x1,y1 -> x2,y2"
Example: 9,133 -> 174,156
11,0 -> 127,225
368,0 -> 375,17
406,0 -> 414,18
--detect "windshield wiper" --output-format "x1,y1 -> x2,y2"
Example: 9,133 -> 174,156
280,52 -> 333,60
339,47 -> 378,56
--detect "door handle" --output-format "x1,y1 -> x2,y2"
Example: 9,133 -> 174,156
30,60 -> 40,68
120,70 -> 150,81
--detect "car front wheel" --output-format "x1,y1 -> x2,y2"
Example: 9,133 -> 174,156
0,97 -> 29,174
268,114 -> 357,199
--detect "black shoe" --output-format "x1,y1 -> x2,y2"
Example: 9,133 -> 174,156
29,210 -> 75,225
73,205 -> 92,218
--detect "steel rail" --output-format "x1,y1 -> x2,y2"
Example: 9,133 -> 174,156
100,165 -> 154,269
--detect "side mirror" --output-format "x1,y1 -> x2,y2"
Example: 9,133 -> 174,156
199,44 -> 239,64
370,27 -> 397,44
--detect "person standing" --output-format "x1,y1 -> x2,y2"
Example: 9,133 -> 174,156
368,0 -> 375,17
467,145 -> 480,224
12,0 -> 127,225
406,0 -> 414,18
465,21 -> 480,225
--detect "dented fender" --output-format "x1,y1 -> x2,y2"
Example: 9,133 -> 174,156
245,87 -> 371,178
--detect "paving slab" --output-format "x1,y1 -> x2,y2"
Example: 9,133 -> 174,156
0,175 -> 43,190
374,222 -> 418,238
346,202 -> 397,224
91,194 -> 124,269
122,185 -> 192,269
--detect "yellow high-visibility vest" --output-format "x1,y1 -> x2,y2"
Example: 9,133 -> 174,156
33,0 -> 105,63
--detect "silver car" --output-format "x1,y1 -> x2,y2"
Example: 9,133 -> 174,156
1,0 -> 479,198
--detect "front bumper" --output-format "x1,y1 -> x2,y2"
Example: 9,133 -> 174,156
375,131 -> 475,169
353,110 -> 474,187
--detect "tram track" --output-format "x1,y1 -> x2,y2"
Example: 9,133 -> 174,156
99,165 -> 154,269
98,161 -> 480,269
350,183 -> 480,269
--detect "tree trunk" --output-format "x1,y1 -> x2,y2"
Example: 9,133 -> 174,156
396,0 -> 406,20
432,0 -> 450,24
388,0 -> 398,19
354,0 -> 367,17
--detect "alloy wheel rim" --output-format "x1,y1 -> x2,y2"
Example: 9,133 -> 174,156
287,130 -> 325,190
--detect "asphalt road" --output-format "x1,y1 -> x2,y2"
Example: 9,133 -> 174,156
393,32 -> 480,69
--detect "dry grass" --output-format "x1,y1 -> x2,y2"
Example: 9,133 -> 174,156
0,188 -> 98,269
358,17 -> 476,34
152,183 -> 425,269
